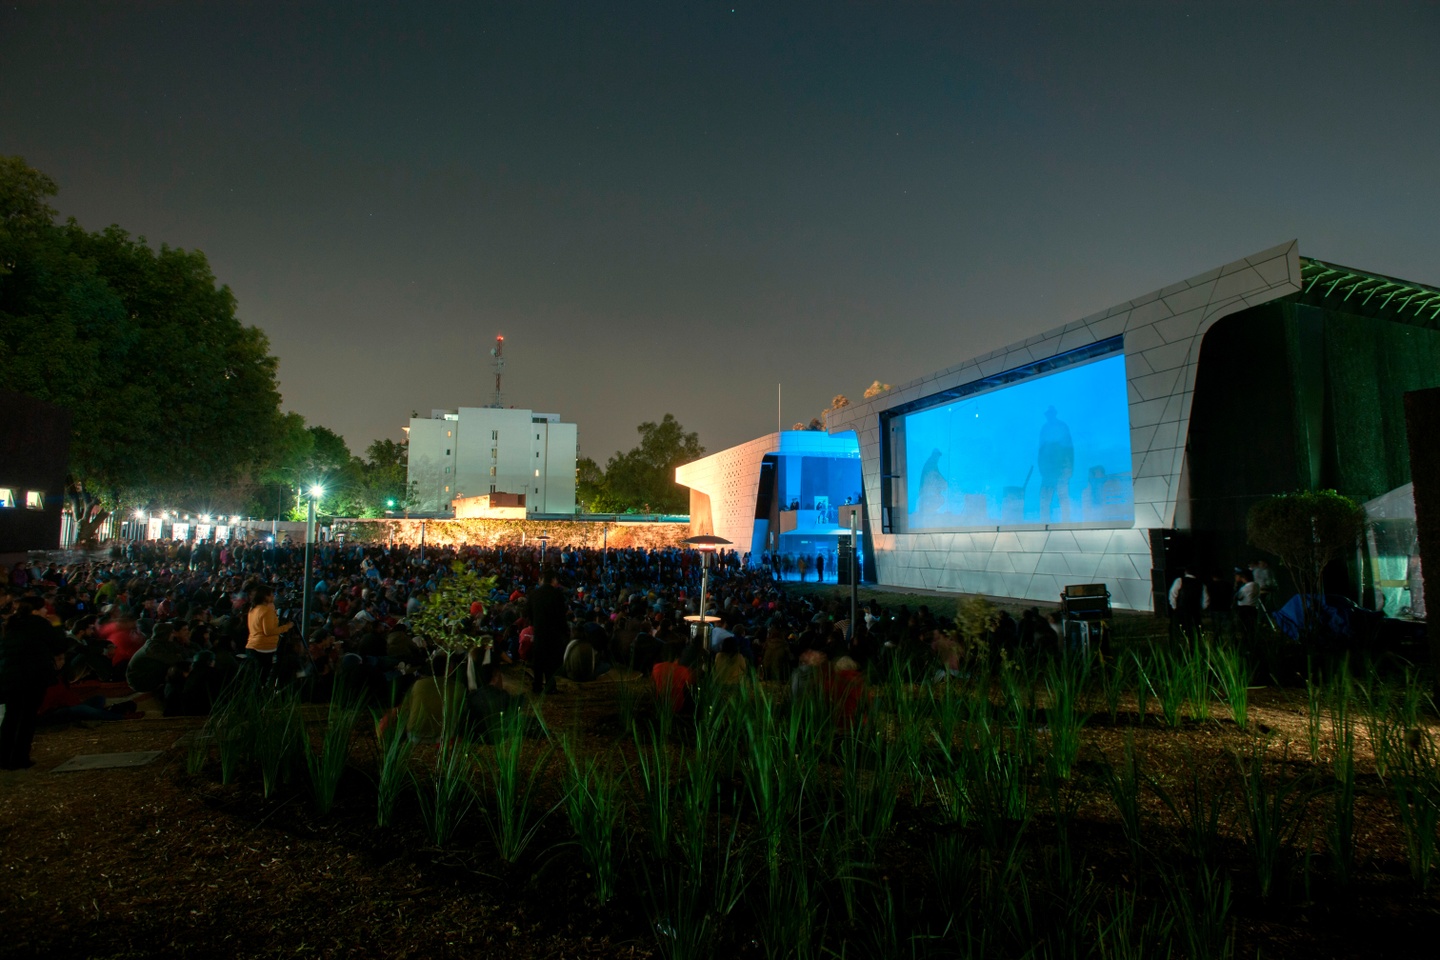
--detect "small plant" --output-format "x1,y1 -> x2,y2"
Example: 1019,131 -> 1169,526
209,674 -> 261,785
183,730 -> 210,776
305,686 -> 363,815
374,708 -> 413,828
1168,863 -> 1235,960
478,703 -> 555,864
1234,738 -> 1314,901
1043,653 -> 1090,778
614,675 -> 646,736
1390,731 -> 1439,891
1209,641 -> 1252,731
1138,647 -> 1186,728
1305,661 -> 1325,764
560,740 -> 625,905
633,726 -> 677,861
1186,636 -> 1214,722
1099,732 -> 1144,865
1327,710 -> 1358,887
1098,652 -> 1133,725
254,685 -> 302,799
416,682 -> 479,846
1151,756 -> 1229,868
1095,887 -> 1174,960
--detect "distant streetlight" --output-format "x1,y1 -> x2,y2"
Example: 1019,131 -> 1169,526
683,534 -> 731,649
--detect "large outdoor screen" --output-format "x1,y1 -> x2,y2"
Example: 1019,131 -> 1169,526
901,353 -> 1134,530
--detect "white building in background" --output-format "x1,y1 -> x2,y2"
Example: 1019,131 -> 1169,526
406,407 -> 577,516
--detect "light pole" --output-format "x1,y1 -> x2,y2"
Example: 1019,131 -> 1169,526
683,534 -> 731,651
301,484 -> 322,643
537,533 -> 550,567
849,508 -> 859,640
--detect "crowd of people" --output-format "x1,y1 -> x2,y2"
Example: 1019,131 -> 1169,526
1,537 -> 1090,771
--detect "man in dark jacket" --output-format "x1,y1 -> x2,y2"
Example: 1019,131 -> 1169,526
1,596 -> 67,770
525,568 -> 568,695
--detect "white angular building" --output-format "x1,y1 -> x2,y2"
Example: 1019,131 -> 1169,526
679,240 -> 1440,611
406,407 -> 577,516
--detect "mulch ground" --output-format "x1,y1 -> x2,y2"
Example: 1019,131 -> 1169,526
2,677 -> 1439,959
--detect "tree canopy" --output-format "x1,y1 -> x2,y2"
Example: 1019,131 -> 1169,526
1,157 -> 293,536
577,414 -> 704,514
1247,489 -> 1365,600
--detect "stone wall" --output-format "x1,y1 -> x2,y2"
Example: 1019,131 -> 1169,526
335,518 -> 691,551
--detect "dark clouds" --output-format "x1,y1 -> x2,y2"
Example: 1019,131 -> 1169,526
3,1 -> 1436,460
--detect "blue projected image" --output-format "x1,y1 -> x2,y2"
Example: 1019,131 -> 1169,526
903,354 -> 1134,530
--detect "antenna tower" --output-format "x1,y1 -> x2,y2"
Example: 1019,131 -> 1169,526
489,334 -> 505,408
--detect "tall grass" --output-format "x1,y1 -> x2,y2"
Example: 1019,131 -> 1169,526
1208,641 -> 1251,731
478,702 -> 555,864
1095,888 -> 1173,960
560,740 -> 626,905
1327,686 -> 1358,886
417,684 -> 478,846
1234,739 -> 1313,900
1390,727 -> 1439,891
1168,864 -> 1235,960
1305,659 -> 1326,763
1097,652 -> 1133,726
208,674 -> 261,785
837,726 -> 904,859
634,726 -> 677,861
1151,756 -> 1228,868
1043,653 -> 1089,778
254,685 -> 302,799
374,708 -> 413,827
305,686 -> 363,815
614,675 -> 647,736
1099,732 -> 1144,866
1136,648 -> 1186,728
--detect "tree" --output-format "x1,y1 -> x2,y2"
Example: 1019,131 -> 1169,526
409,561 -> 497,655
576,455 -> 621,513
0,157 -> 288,540
1247,489 -> 1365,613
863,380 -> 892,400
594,414 -> 704,514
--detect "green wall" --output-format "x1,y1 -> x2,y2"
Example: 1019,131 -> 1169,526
1184,298 -> 1440,590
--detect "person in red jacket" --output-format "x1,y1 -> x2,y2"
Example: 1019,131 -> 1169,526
650,643 -> 694,715
100,614 -> 144,672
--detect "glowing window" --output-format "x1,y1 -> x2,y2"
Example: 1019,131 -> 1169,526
444,485 -> 450,493
0,488 -> 14,508
26,490 -> 44,509
447,430 -> 453,437
534,469 -> 540,477
489,467 -> 496,476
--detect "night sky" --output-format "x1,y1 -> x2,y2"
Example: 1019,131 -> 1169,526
3,2 -> 1437,463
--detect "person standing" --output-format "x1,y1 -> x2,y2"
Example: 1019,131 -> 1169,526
1234,569 -> 1259,646
245,582 -> 291,680
2,597 -> 65,770
816,552 -> 825,583
526,567 -> 568,695
1168,568 -> 1209,639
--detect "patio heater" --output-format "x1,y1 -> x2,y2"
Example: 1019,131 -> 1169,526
682,534 -> 731,649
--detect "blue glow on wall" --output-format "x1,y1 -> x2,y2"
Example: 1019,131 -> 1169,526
902,353 -> 1134,530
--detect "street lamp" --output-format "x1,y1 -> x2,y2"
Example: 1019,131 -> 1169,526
537,533 -> 550,566
301,484 -> 323,641
683,534 -> 731,650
